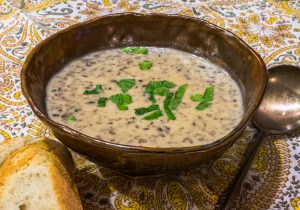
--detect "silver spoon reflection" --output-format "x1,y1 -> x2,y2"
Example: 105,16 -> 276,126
216,65 -> 300,209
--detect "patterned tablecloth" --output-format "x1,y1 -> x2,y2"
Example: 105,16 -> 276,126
0,0 -> 299,209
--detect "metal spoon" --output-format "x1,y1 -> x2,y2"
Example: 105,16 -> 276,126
216,65 -> 300,209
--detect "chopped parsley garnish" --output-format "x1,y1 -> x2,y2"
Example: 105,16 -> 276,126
190,93 -> 203,102
196,102 -> 211,110
169,84 -> 187,110
193,85 -> 215,111
145,80 -> 176,104
135,104 -> 160,115
145,80 -> 176,94
163,92 -> 176,120
161,80 -> 177,88
79,78 -> 214,120
140,80 -> 184,120
83,84 -> 103,95
66,114 -> 77,122
203,85 -> 214,101
97,97 -> 108,107
117,79 -> 136,93
148,94 -> 156,104
122,47 -> 148,55
139,60 -> 153,70
143,110 -> 163,120
153,87 -> 169,96
109,93 -> 133,111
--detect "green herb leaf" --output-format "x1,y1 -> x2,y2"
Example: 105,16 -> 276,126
153,87 -> 169,96
169,84 -> 188,110
66,114 -> 77,122
123,94 -> 132,104
144,80 -> 177,104
122,47 -> 148,55
139,60 -> 153,70
148,94 -> 156,104
135,104 -> 160,115
196,102 -> 211,110
119,104 -> 129,110
97,97 -> 108,107
74,108 -> 81,112
190,94 -> 203,102
117,79 -> 136,93
163,92 -> 176,120
194,85 -> 215,111
109,93 -> 133,111
145,80 -> 176,94
162,80 -> 177,88
203,85 -> 214,102
143,110 -> 163,120
83,85 -> 103,95
145,82 -> 155,94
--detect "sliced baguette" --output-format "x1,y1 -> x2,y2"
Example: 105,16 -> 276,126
0,137 -> 40,166
0,138 -> 83,210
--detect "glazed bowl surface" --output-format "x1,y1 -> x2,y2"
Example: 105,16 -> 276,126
21,13 -> 267,175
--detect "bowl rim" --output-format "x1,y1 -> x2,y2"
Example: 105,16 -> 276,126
21,12 -> 268,154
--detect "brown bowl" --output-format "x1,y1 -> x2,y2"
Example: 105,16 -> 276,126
21,13 -> 267,175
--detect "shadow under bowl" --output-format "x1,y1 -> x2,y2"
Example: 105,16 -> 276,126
21,13 -> 268,175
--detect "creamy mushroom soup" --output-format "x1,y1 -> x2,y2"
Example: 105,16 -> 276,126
46,47 -> 244,147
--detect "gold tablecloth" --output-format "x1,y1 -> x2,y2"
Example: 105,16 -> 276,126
0,0 -> 299,209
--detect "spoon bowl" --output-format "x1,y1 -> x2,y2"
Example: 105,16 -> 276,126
254,65 -> 300,134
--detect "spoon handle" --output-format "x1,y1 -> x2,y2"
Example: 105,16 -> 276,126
215,130 -> 267,209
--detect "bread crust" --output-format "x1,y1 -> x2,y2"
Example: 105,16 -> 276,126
0,138 -> 83,210
0,137 -> 43,165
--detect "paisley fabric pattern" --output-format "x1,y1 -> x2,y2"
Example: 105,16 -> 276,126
0,0 -> 299,209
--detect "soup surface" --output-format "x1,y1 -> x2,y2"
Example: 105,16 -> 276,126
46,47 -> 243,147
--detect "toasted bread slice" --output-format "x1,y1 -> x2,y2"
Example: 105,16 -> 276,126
0,138 -> 83,210
0,137 -> 39,166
